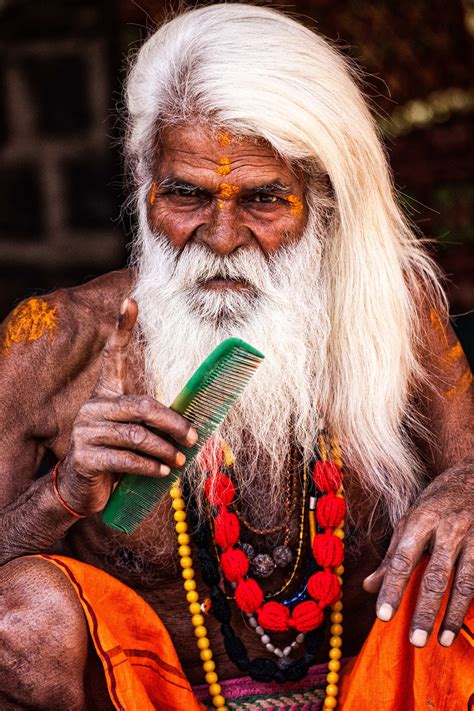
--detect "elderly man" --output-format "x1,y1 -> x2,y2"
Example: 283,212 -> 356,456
0,5 -> 472,710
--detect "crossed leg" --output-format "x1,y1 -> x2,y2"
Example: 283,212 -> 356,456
0,556 -> 113,710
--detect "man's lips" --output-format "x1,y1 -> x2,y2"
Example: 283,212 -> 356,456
202,278 -> 249,291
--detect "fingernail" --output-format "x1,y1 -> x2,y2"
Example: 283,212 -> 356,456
186,427 -> 199,446
160,464 -> 171,476
439,630 -> 455,647
410,629 -> 428,647
176,452 -> 186,467
120,298 -> 129,315
377,603 -> 393,621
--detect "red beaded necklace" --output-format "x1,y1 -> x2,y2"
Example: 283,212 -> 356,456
204,455 -> 346,635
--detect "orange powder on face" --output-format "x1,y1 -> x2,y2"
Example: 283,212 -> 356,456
217,130 -> 233,148
3,299 -> 58,355
445,369 -> 472,400
150,182 -> 157,206
287,194 -> 303,218
216,157 -> 231,178
217,183 -> 240,200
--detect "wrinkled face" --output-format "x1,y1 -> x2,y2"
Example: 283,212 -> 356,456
148,124 -> 308,291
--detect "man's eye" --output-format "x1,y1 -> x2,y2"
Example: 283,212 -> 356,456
173,188 -> 201,198
251,193 -> 279,204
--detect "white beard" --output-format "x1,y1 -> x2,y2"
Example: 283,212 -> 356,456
131,207 -> 331,527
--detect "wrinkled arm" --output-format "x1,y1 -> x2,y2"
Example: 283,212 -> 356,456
364,306 -> 473,647
0,453 -> 82,565
0,298 -> 82,564
0,295 -> 195,565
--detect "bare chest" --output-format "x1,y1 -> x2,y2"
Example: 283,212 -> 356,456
61,478 -> 386,683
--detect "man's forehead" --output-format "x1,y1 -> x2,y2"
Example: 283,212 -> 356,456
155,124 -> 299,187
158,124 -> 285,165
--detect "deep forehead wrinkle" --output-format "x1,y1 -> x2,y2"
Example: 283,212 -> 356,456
159,175 -> 293,194
164,143 -> 282,163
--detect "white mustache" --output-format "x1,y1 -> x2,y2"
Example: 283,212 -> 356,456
164,241 -> 298,309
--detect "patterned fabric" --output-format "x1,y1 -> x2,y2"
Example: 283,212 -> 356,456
192,662 -> 338,709
35,554 -> 474,711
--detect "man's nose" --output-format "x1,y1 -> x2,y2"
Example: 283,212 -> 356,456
195,201 -> 252,257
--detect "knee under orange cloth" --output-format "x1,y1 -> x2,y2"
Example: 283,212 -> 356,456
37,554 -> 473,711
338,557 -> 474,711
37,554 -> 206,711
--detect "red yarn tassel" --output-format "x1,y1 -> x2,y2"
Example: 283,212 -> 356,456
214,510 -> 240,548
235,579 -> 264,613
316,491 -> 346,528
257,602 -> 290,632
290,600 -> 324,632
220,548 -> 249,582
204,471 -> 235,506
307,570 -> 340,606
313,532 -> 344,567
313,460 -> 342,493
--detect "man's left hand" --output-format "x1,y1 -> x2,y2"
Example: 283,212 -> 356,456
363,459 -> 473,647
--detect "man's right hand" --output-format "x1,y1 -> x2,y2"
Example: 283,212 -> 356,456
57,298 -> 198,517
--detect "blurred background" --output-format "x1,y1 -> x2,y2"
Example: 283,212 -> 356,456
0,0 -> 473,362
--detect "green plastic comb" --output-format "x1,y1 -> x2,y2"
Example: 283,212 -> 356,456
101,338 -> 264,534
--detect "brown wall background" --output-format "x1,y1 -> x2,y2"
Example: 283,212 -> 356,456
1,0 -> 473,362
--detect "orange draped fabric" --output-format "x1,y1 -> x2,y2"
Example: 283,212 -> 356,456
339,558 -> 474,710
37,554 -> 473,710
37,554 -> 206,711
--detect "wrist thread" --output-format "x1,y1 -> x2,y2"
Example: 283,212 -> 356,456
52,461 -> 87,519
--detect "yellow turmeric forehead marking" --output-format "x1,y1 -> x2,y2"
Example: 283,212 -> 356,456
3,299 -> 58,355
217,182 -> 240,200
217,130 -> 233,148
445,369 -> 472,400
216,157 -> 231,178
287,194 -> 303,218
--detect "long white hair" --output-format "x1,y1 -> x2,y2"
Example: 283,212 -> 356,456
124,4 -> 445,529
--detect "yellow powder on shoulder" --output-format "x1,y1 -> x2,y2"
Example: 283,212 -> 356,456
3,298 -> 59,355
430,308 -> 449,346
444,340 -> 463,364
445,369 -> 473,400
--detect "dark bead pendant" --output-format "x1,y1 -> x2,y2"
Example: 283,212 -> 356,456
251,553 -> 276,578
241,542 -> 256,561
272,545 -> 293,568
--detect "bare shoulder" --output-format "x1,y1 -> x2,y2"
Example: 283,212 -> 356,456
0,269 -> 134,441
412,285 -> 472,473
57,268 -> 135,334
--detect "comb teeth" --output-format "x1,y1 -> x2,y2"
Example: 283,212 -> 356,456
101,340 -> 264,534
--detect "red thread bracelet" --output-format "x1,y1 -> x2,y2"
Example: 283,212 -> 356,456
52,461 -> 86,519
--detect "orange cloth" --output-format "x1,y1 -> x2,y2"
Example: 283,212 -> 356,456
38,554 -> 473,710
339,557 -> 474,710
37,554 -> 205,711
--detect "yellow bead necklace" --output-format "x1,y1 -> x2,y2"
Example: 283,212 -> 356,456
170,484 -> 228,709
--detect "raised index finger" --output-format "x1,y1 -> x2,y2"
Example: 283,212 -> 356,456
92,298 -> 138,398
